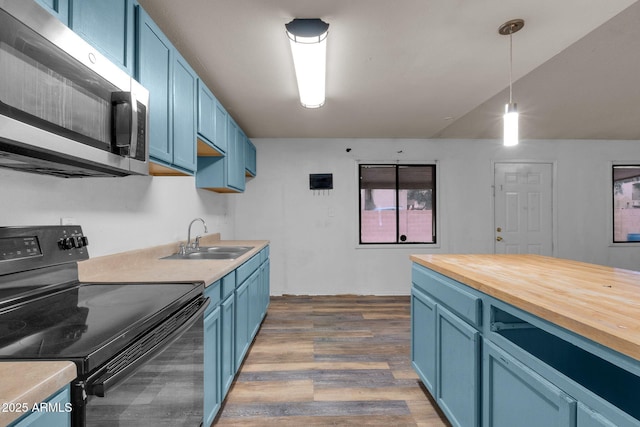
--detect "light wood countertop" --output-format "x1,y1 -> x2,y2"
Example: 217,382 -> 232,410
411,254 -> 640,362
0,361 -> 76,426
78,234 -> 269,287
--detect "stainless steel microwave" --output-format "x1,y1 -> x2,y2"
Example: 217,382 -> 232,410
0,0 -> 149,178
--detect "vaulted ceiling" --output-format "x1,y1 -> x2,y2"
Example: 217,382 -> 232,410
138,0 -> 640,140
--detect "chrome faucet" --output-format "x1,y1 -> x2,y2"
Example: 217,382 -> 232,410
186,218 -> 208,252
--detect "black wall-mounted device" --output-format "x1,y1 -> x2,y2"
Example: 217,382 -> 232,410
309,173 -> 333,190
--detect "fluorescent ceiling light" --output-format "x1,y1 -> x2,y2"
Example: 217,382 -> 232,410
285,19 -> 329,109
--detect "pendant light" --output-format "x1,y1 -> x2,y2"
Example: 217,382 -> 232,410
285,19 -> 330,109
498,19 -> 524,147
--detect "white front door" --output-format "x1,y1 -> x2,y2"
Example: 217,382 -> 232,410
494,162 -> 553,255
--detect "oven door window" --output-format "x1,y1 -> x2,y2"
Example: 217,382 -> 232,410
85,315 -> 204,426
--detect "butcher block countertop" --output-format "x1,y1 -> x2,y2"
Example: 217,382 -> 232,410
411,254 -> 640,362
0,361 -> 76,426
78,233 -> 269,287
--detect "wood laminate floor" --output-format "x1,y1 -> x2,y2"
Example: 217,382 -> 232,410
215,295 -> 450,426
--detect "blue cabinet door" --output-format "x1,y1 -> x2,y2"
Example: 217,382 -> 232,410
198,81 -> 216,145
172,52 -> 197,172
577,404 -> 618,427
9,386 -> 71,427
483,340 -> 577,427
136,8 -> 172,164
227,119 -> 246,192
436,305 -> 480,427
411,287 -> 436,395
259,259 -> 270,317
34,0 -> 69,25
245,138 -> 256,177
248,269 -> 261,339
221,293 -> 236,396
214,99 -> 228,154
235,279 -> 250,369
203,306 -> 221,427
70,0 -> 135,74
197,81 -> 226,155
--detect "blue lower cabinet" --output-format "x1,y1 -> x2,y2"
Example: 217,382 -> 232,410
202,247 -> 270,420
578,403 -> 618,427
411,262 -> 640,427
259,259 -> 270,318
220,292 -> 235,396
483,340 -> 577,427
248,270 -> 261,339
436,305 -> 480,427
203,306 -> 221,426
234,279 -> 251,369
411,287 -> 437,395
9,386 -> 71,427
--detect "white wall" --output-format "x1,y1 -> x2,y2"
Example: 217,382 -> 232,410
0,169 -> 235,257
3,138 -> 639,295
234,138 -> 640,296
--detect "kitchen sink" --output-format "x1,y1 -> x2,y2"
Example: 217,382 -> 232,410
161,246 -> 254,260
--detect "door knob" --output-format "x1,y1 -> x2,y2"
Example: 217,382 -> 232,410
496,236 -> 503,242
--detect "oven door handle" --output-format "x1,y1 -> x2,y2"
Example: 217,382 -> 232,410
86,297 -> 210,397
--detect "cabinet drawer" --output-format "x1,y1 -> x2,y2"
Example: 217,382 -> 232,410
236,254 -> 260,285
204,280 -> 221,313
260,245 -> 269,264
412,264 -> 482,328
221,271 -> 235,299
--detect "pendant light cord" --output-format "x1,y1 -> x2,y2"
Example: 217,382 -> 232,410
509,27 -> 513,104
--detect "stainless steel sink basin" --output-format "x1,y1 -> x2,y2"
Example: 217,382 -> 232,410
161,246 -> 254,260
200,246 -> 254,254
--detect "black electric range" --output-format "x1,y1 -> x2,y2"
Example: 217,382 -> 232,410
0,226 -> 208,426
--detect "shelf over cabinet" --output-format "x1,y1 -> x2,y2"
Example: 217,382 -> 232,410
196,117 -> 246,192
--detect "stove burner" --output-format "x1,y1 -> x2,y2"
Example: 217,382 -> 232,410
83,291 -> 149,307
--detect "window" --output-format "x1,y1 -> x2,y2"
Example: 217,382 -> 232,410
359,164 -> 436,244
613,165 -> 640,243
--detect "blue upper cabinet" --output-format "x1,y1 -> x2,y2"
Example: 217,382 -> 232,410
34,0 -> 69,25
197,81 -> 227,156
196,115 -> 246,192
69,0 -> 136,75
172,52 -> 197,173
245,138 -> 256,177
136,7 -> 173,167
230,122 -> 246,191
136,6 -> 196,175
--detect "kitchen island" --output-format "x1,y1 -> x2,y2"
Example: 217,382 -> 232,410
410,254 -> 640,427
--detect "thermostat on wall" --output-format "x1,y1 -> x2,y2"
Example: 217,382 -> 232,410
309,173 -> 333,190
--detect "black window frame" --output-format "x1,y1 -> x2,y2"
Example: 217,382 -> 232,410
358,163 -> 437,245
612,164 -> 640,243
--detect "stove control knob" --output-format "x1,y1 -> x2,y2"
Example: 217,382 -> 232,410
73,236 -> 89,248
58,237 -> 75,250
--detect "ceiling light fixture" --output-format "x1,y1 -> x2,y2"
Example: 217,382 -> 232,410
285,18 -> 329,109
499,18 -> 524,147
